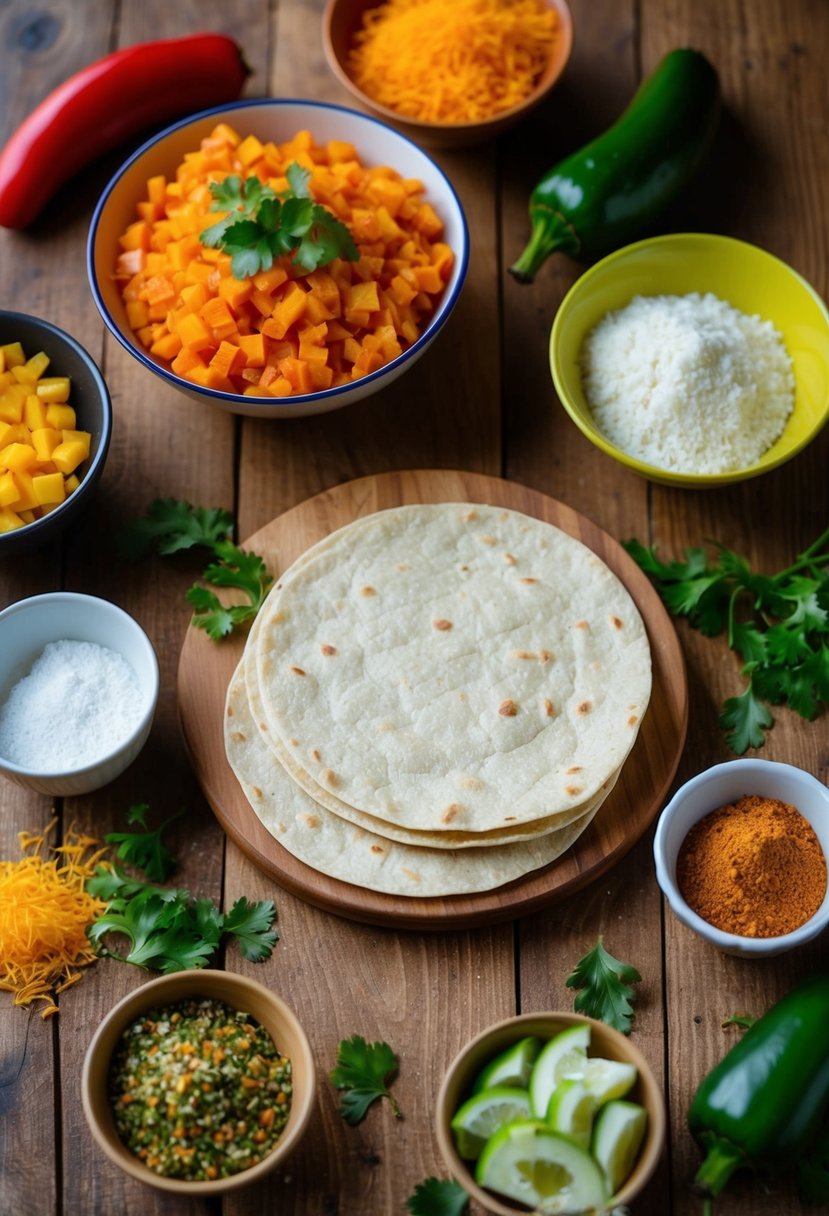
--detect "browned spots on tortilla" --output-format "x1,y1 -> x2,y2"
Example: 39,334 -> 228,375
230,731 -> 246,743
401,868 -> 421,882
503,816 -> 517,822
396,563 -> 410,571
458,691 -> 467,701
433,618 -> 453,631
460,775 -> 483,791
479,534 -> 496,545
252,786 -> 263,799
576,700 -> 593,716
377,721 -> 395,733
360,585 -> 377,597
628,714 -> 639,727
610,615 -> 624,630
289,738 -> 299,747
464,509 -> 478,522
301,813 -> 320,829
567,765 -> 583,774
442,803 -> 464,823
370,844 -> 386,854
543,698 -> 555,716
309,748 -> 321,762
271,611 -> 285,624
575,620 -> 590,630
512,649 -> 534,660
565,785 -> 583,797
261,656 -> 273,677
520,576 -> 538,585
499,699 -> 518,717
538,649 -> 554,664
259,721 -> 269,734
321,643 -> 337,656
290,666 -> 306,676
226,703 -> 234,718
323,768 -> 340,787
503,552 -> 517,565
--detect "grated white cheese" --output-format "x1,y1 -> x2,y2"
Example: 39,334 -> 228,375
579,292 -> 795,474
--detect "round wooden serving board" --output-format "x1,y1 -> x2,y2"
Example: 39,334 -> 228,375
177,470 -> 688,929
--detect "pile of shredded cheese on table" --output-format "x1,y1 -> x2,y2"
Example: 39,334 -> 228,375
348,0 -> 560,124
0,822 -> 108,1018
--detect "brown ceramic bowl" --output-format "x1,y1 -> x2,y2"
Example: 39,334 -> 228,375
436,1011 -> 665,1215
81,970 -> 316,1195
323,0 -> 574,149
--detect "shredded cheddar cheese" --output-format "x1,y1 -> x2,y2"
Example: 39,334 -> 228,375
348,0 -> 560,124
0,821 -> 108,1018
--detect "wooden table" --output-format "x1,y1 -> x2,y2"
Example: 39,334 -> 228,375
1,1 -> 827,1213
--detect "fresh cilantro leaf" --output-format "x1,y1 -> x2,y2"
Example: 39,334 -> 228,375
223,896 -> 279,961
406,1177 -> 470,1216
625,528 -> 829,753
720,684 -> 774,754
118,499 -> 234,559
330,1034 -> 402,1124
721,1014 -> 756,1030
200,165 -> 359,277
565,936 -> 641,1035
86,868 -> 278,973
104,803 -> 183,883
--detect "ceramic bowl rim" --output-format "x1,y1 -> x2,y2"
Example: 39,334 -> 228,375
0,591 -> 159,780
653,757 -> 829,954
435,1009 -> 666,1215
321,0 -> 574,139
86,97 -> 470,413
0,310 -> 112,545
549,231 -> 829,488
80,969 -> 316,1195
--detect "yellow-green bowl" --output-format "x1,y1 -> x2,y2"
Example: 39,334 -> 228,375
550,233 -> 829,487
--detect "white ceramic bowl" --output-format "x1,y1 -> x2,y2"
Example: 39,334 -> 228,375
0,592 -> 159,796
653,759 -> 829,958
87,98 -> 469,420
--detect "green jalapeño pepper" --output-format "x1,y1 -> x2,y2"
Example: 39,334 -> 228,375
689,974 -> 829,1206
509,48 -> 720,282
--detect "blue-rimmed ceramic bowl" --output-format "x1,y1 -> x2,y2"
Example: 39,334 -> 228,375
87,98 -> 469,420
0,311 -> 111,556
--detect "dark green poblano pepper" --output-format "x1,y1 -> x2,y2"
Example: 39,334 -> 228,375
689,974 -> 829,1210
510,48 -> 720,282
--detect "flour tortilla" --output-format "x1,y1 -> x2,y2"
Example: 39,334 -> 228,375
224,663 -> 602,898
244,603 -> 618,849
253,504 -> 651,834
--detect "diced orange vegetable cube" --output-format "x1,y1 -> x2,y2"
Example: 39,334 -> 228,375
200,296 -> 238,337
60,430 -> 91,459
237,334 -> 267,367
175,312 -> 214,352
12,351 -> 50,383
218,276 -> 254,310
31,427 -> 61,461
51,440 -> 88,475
0,442 -> 36,472
45,404 -> 76,429
8,469 -> 37,510
0,471 -> 18,506
35,376 -> 71,403
32,472 -> 66,506
0,506 -> 25,532
171,347 -> 205,378
23,395 -> 48,430
0,343 -> 25,369
151,332 -> 183,360
209,342 -> 246,379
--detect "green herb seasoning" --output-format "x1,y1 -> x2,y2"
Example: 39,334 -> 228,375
109,997 -> 292,1180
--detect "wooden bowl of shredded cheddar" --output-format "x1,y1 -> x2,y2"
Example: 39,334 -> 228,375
323,0 -> 574,149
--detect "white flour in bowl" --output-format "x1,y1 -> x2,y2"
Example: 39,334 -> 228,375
579,292 -> 795,474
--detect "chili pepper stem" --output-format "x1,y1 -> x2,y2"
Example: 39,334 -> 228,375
692,1140 -> 746,1198
509,212 -> 579,282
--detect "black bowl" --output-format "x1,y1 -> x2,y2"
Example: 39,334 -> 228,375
0,311 -> 112,556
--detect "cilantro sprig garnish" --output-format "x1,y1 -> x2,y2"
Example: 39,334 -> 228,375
86,867 -> 278,971
624,526 -> 829,753
330,1034 -> 402,1124
119,498 -> 273,641
407,1178 -> 470,1216
103,802 -> 182,883
201,163 -> 359,278
565,936 -> 642,1035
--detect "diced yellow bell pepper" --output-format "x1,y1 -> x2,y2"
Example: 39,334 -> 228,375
23,394 -> 49,430
0,471 -> 18,506
8,470 -> 37,511
0,343 -> 25,369
32,472 -> 66,506
0,442 -> 37,472
0,506 -> 25,532
51,440 -> 88,475
45,404 -> 76,430
31,427 -> 61,461
35,376 -> 71,403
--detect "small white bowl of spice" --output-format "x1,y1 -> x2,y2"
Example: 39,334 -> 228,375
0,591 -> 159,796
653,759 -> 829,958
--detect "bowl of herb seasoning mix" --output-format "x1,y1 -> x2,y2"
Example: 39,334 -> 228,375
82,970 -> 316,1195
0,591 -> 159,796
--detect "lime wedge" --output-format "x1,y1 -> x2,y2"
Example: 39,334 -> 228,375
476,1119 -> 609,1214
451,1086 -> 532,1159
545,1078 -> 597,1149
529,1024 -> 590,1117
592,1099 -> 648,1194
472,1035 -> 542,1093
583,1056 -> 637,1107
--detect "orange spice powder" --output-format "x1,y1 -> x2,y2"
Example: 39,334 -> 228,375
676,794 -> 827,938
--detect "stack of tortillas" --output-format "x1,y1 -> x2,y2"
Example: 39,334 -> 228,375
224,503 -> 652,897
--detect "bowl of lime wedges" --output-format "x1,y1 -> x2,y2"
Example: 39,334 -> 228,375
435,1012 -> 665,1215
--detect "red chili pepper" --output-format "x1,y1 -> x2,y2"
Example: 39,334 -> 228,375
0,32 -> 251,229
